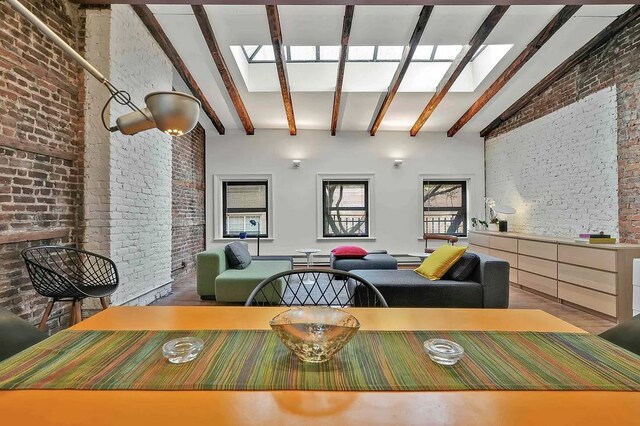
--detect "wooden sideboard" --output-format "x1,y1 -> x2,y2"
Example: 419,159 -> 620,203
468,230 -> 640,322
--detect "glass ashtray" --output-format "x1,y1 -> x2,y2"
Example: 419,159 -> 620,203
162,337 -> 204,364
424,339 -> 464,366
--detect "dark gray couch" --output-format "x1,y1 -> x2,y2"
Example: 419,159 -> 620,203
348,253 -> 509,308
330,250 -> 398,272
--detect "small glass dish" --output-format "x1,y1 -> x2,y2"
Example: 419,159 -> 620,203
162,337 -> 204,364
424,339 -> 464,366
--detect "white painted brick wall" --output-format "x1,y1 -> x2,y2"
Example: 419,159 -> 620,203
84,5 -> 172,306
485,87 -> 619,239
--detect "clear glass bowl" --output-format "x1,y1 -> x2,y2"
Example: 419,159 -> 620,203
162,337 -> 204,364
270,307 -> 360,363
424,339 -> 464,365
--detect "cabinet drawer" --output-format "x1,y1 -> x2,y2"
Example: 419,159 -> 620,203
510,268 -> 518,284
558,281 -> 617,317
469,233 -> 490,247
468,244 -> 490,255
518,255 -> 557,279
558,263 -> 617,295
519,270 -> 557,297
489,249 -> 518,268
518,239 -> 557,260
489,236 -> 518,252
558,245 -> 617,272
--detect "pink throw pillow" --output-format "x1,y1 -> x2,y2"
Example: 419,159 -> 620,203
331,246 -> 368,258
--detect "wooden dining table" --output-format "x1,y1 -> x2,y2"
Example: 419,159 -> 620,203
0,306 -> 638,425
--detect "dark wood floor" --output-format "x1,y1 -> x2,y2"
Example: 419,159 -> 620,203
154,271 -> 615,334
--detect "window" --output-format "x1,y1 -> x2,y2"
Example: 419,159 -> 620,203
322,181 -> 369,237
423,180 -> 467,237
222,181 -> 268,238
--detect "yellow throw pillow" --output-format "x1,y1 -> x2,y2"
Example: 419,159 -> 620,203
414,245 -> 467,281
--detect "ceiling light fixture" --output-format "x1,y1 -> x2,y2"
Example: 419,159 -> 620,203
6,0 -> 201,137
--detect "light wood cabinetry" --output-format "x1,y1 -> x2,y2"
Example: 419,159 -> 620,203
468,230 -> 640,322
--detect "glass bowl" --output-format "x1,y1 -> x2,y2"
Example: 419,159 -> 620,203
424,339 -> 464,365
162,337 -> 204,364
270,307 -> 360,363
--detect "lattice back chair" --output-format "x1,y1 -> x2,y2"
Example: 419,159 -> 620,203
21,246 -> 119,330
245,268 -> 388,308
423,233 -> 459,253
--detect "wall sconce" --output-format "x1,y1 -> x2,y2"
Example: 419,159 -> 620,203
393,159 -> 403,168
292,160 -> 301,168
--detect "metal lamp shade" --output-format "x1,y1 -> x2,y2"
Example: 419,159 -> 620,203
145,91 -> 201,136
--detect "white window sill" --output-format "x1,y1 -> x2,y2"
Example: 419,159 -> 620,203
211,238 -> 274,243
316,237 -> 377,242
418,236 -> 468,241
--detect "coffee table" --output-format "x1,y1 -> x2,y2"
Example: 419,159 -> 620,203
296,248 -> 321,284
408,252 -> 430,261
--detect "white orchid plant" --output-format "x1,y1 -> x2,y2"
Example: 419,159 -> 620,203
484,197 -> 499,224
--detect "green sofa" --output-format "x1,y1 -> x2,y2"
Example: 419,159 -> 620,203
196,247 -> 293,302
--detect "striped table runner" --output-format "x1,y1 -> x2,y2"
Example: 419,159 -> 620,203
0,330 -> 638,391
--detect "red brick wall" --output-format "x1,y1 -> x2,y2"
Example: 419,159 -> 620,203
485,17 -> 640,243
0,0 -> 84,332
172,124 -> 205,279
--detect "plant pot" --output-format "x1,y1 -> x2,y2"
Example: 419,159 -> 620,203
488,223 -> 499,232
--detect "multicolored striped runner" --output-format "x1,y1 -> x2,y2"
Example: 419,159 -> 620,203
0,330 -> 638,391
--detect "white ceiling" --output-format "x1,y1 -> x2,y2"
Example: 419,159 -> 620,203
149,4 -> 632,134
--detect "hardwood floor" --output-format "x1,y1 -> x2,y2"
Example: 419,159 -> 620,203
154,271 -> 615,334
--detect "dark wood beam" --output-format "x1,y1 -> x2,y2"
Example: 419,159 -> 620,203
131,5 -> 225,135
410,6 -> 509,137
73,1 -> 634,6
480,5 -> 640,138
266,5 -> 296,135
369,6 -> 434,136
331,5 -> 354,136
448,5 -> 580,137
192,5 -> 254,135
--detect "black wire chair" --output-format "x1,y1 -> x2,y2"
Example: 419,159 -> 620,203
21,246 -> 119,330
244,268 -> 388,308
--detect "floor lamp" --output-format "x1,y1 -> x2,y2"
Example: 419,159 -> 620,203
249,220 -> 261,256
6,0 -> 201,137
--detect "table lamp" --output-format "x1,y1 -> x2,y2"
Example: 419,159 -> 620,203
494,205 -> 516,232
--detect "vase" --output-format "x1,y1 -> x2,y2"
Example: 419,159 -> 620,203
488,223 -> 499,232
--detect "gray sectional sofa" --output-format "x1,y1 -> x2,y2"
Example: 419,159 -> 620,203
348,253 -> 509,308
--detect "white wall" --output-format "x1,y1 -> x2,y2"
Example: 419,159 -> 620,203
84,5 -> 173,306
206,130 -> 485,257
485,87 -> 619,239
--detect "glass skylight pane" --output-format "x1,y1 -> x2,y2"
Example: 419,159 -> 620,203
434,45 -> 463,61
289,46 -> 316,61
413,45 -> 434,60
251,46 -> 275,62
471,45 -> 487,61
376,46 -> 404,61
319,46 -> 340,61
243,45 -> 259,58
348,46 -> 375,61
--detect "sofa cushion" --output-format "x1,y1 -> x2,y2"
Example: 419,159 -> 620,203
331,253 -> 398,272
225,242 -> 252,269
444,252 -> 480,281
414,245 -> 467,280
331,245 -> 368,258
215,260 -> 292,302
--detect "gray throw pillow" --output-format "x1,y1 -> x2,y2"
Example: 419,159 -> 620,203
443,252 -> 480,281
224,242 -> 252,269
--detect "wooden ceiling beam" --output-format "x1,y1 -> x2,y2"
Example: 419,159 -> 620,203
410,6 -> 509,137
266,5 -> 296,135
330,5 -> 354,136
480,5 -> 640,138
447,5 -> 580,137
131,5 -> 225,135
369,6 -> 434,136
192,5 -> 254,135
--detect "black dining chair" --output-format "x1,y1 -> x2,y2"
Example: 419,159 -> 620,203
599,314 -> 640,355
0,307 -> 47,361
21,246 -> 119,330
245,268 -> 388,308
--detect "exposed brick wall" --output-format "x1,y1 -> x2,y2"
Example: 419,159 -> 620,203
172,124 -> 205,279
485,16 -> 640,243
0,0 -> 84,333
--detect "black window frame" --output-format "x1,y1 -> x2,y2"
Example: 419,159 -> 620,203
222,180 -> 269,238
422,180 -> 468,237
322,180 -> 369,238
